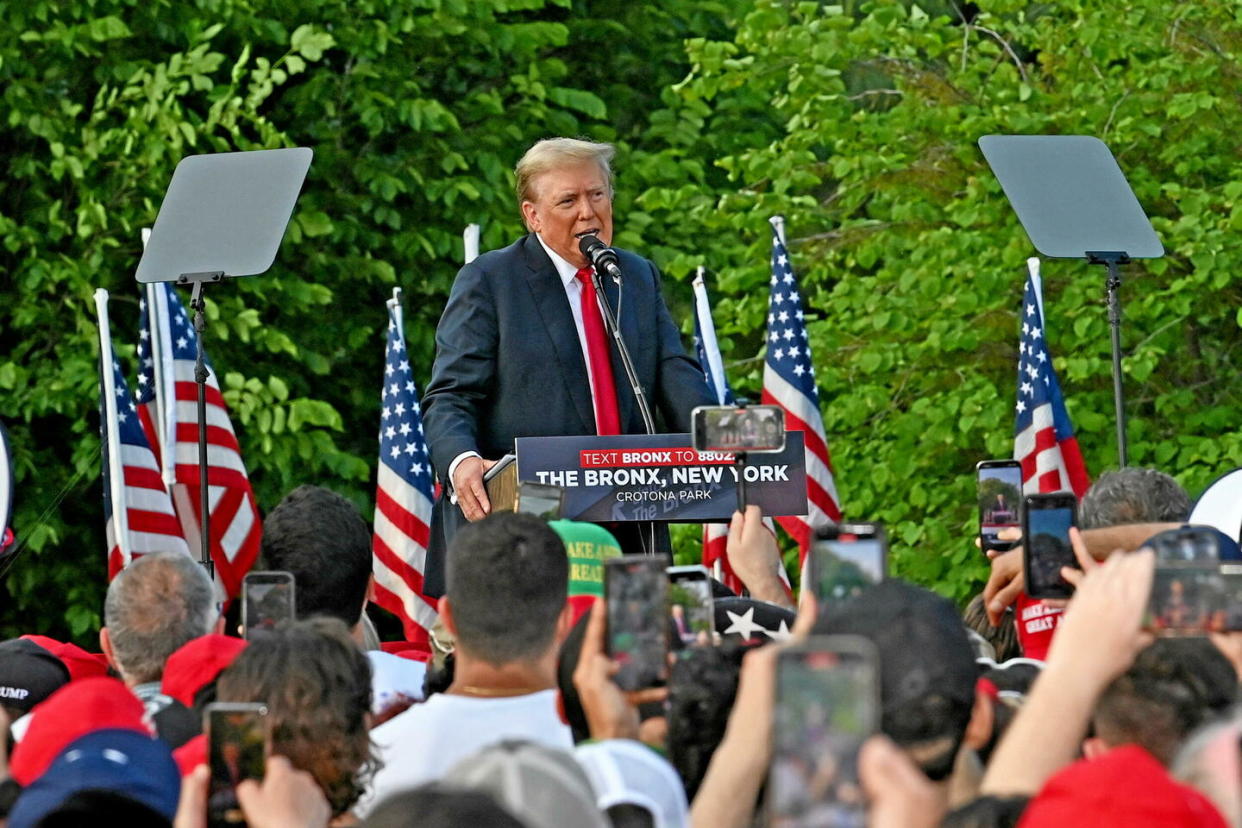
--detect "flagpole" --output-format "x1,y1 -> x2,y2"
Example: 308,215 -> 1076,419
388,287 -> 403,331
94,289 -> 132,567
142,228 -> 177,486
770,215 -> 788,249
1027,258 -> 1046,322
463,224 -> 480,265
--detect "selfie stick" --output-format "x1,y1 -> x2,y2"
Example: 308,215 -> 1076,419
735,452 -> 749,513
733,400 -> 750,513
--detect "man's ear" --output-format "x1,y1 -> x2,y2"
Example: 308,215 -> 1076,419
99,627 -> 119,672
963,686 -> 995,751
356,575 -> 377,625
438,596 -> 456,637
520,200 -> 541,233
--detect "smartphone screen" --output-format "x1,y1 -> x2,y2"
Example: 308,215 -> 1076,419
667,565 -> 714,649
1147,565 -> 1229,635
809,524 -> 886,603
206,703 -> 268,828
242,572 -> 295,639
1023,494 -> 1078,599
769,636 -> 878,828
605,556 -> 669,690
977,460 -> 1023,553
517,481 -> 565,520
691,405 -> 786,453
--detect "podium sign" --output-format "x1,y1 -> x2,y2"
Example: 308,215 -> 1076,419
515,433 -> 808,522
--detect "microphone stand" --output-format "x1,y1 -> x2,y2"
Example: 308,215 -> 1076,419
591,268 -> 659,557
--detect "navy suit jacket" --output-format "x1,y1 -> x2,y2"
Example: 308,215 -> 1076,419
420,233 -> 713,594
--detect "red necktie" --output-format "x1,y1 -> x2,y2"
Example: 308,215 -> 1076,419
575,267 -> 622,435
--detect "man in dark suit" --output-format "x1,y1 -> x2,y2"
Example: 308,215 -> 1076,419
422,138 -> 712,590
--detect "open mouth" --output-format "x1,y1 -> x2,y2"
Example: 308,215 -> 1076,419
574,230 -> 601,239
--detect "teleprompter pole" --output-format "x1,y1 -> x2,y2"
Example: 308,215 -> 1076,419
1088,252 -> 1129,468
185,273 -> 223,580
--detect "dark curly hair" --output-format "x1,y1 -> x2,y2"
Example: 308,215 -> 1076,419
666,641 -> 747,799
216,617 -> 377,815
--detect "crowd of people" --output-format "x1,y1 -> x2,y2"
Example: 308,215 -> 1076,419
0,467 -> 1239,827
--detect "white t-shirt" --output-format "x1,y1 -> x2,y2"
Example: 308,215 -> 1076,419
356,689 -> 573,817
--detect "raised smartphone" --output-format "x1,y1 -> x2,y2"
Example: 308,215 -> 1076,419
809,523 -> 886,603
605,555 -> 669,690
1022,492 -> 1078,600
667,564 -> 714,648
977,460 -> 1023,554
768,635 -> 879,828
206,702 -> 268,828
241,571 -> 295,639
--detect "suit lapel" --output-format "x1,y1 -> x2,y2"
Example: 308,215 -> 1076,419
520,237 -> 596,434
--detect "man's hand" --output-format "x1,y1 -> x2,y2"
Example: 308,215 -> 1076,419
452,456 -> 497,522
983,546 -> 1025,627
726,506 -> 794,610
573,601 -> 666,742
173,765 -> 210,828
859,735 -> 945,828
235,756 -> 332,828
175,759 -> 330,828
1046,546 -> 1154,687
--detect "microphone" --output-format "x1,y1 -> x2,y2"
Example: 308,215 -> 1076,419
578,234 -> 623,281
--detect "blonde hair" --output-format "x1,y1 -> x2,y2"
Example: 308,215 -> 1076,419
515,138 -> 615,213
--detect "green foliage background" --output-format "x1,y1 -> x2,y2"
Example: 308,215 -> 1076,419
2,0 -> 1239,643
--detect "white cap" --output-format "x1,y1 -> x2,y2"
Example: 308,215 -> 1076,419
575,739 -> 689,828
444,740 -> 607,828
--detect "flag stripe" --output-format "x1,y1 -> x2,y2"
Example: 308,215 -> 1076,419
373,534 -> 434,603
371,580 -> 435,649
174,422 -> 243,455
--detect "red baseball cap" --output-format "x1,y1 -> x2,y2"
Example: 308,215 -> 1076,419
8,677 -> 150,786
160,634 -> 248,708
1019,745 -> 1227,828
21,635 -> 110,681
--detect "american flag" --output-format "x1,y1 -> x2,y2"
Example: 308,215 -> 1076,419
1014,258 -> 1090,497
134,282 -> 261,599
371,291 -> 439,647
760,217 -> 841,562
693,269 -> 736,409
95,289 -> 190,577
